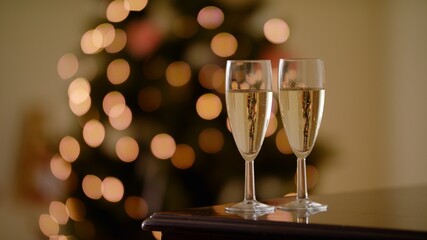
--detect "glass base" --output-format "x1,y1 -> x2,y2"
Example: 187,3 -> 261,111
277,199 -> 327,213
225,200 -> 275,214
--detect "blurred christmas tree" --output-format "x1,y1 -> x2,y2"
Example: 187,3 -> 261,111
41,0 -> 325,239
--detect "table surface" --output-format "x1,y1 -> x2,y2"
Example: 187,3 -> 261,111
142,186 -> 427,240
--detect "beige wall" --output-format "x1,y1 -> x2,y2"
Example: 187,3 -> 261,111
0,1 -> 99,239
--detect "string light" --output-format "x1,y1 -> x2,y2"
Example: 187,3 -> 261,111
264,18 -> 290,44
211,32 -> 238,57
196,93 -> 222,120
102,177 -> 125,202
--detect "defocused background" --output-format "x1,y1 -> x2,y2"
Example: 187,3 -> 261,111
1,0 -> 427,239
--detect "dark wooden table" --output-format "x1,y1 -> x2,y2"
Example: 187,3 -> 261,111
142,186 -> 427,239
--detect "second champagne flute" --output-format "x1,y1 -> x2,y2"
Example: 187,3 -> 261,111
277,58 -> 327,212
225,60 -> 275,213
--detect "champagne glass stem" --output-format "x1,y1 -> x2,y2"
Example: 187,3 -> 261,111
296,158 -> 308,200
244,160 -> 256,201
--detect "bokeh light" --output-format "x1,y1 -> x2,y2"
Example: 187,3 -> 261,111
95,23 -> 116,48
212,67 -> 225,94
116,136 -> 139,162
196,93 -> 222,120
66,197 -> 86,222
68,77 -> 91,105
199,128 -> 224,153
49,201 -> 69,225
263,18 -> 290,44
199,64 -> 221,90
50,154 -> 72,181
107,59 -> 130,85
165,61 -> 192,87
39,214 -> 59,237
105,29 -> 127,53
102,176 -> 125,202
152,231 -> 162,240
306,165 -> 319,189
103,91 -> 126,117
275,128 -> 293,154
151,133 -> 176,160
211,32 -> 237,57
109,105 -> 132,130
124,196 -> 148,219
265,114 -> 278,137
69,96 -> 91,116
124,0 -> 148,11
197,6 -> 224,29
81,30 -> 102,54
106,0 -> 129,23
59,136 -> 80,162
171,144 -> 195,169
83,119 -> 105,148
138,87 -> 162,112
82,175 -> 103,200
57,53 -> 78,80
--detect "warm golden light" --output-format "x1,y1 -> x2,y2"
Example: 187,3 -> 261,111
264,18 -> 290,44
199,128 -> 224,153
83,119 -> 105,148
107,59 -> 130,85
103,91 -> 126,117
69,96 -> 91,116
173,16 -> 198,39
66,198 -> 86,222
95,23 -> 116,48
197,6 -> 224,29
106,0 -> 129,23
171,144 -> 195,169
199,64 -> 220,90
165,61 -> 192,87
152,231 -> 162,240
212,67 -> 225,94
124,196 -> 148,219
106,29 -> 127,53
211,32 -> 237,57
275,128 -> 293,154
68,77 -> 91,105
138,87 -> 162,112
196,93 -> 222,120
57,53 -> 78,80
50,154 -> 72,181
59,136 -> 80,162
306,165 -> 319,189
49,201 -> 69,225
265,114 -> 278,137
151,133 -> 176,160
102,176 -> 124,202
116,136 -> 139,162
82,175 -> 103,200
124,0 -> 148,11
109,105 -> 132,130
81,30 -> 102,54
39,214 -> 59,237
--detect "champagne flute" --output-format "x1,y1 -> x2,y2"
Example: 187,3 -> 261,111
225,60 -> 275,213
277,58 -> 327,212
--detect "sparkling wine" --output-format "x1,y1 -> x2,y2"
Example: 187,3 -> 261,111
279,88 -> 325,158
226,90 -> 273,161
